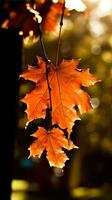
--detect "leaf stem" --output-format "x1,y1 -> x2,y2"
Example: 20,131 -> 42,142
37,21 -> 52,128
55,0 -> 65,66
37,22 -> 48,61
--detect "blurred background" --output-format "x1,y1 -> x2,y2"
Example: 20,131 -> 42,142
0,0 -> 112,200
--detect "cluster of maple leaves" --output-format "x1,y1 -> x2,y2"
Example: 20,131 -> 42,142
20,58 -> 97,168
20,0 -> 98,168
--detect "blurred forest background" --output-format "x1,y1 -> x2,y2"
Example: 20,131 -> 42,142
0,0 -> 112,200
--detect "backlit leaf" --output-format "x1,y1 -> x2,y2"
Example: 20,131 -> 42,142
29,127 -> 77,168
21,57 -> 97,138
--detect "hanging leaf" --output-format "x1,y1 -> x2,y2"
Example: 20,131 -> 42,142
20,57 -> 97,138
29,127 -> 77,168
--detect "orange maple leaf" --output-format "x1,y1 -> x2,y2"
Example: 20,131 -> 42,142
20,57 -> 97,138
29,127 -> 77,168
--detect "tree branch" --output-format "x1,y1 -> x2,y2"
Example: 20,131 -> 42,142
55,0 -> 65,66
26,6 -> 52,124
37,21 -> 52,129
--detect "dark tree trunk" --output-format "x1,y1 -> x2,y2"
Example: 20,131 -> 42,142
0,29 -> 22,200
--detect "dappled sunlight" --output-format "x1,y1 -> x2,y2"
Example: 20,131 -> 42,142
11,179 -> 39,192
11,192 -> 27,200
11,179 -> 39,200
65,0 -> 86,12
71,187 -> 104,199
89,19 -> 107,37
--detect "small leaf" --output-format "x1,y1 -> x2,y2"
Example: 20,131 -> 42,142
29,127 -> 76,168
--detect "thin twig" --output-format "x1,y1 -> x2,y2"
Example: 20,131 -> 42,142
27,3 -> 53,129
37,21 -> 52,128
37,22 -> 48,61
55,0 -> 65,66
